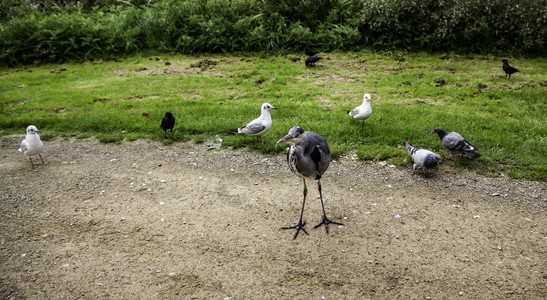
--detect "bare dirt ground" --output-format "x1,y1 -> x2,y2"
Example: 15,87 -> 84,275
1,138 -> 545,299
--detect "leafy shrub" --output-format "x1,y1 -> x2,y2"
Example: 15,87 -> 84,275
0,0 -> 545,65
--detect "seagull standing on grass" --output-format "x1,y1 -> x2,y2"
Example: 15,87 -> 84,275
160,111 -> 176,138
18,125 -> 44,167
433,127 -> 481,159
403,141 -> 441,176
276,126 -> 343,240
230,103 -> 276,142
347,93 -> 373,125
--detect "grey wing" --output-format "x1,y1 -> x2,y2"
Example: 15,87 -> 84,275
453,139 -> 475,151
348,107 -> 359,118
243,123 -> 266,134
443,133 -> 464,151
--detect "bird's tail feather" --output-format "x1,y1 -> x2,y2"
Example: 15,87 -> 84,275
465,150 -> 482,159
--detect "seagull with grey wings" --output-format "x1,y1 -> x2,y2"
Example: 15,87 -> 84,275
276,126 -> 343,240
18,125 -> 45,167
347,93 -> 373,125
433,127 -> 481,159
230,103 -> 276,142
403,141 -> 441,176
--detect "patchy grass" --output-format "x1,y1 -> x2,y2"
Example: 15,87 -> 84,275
0,52 -> 545,180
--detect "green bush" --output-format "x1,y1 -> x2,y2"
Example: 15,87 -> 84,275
0,0 -> 545,65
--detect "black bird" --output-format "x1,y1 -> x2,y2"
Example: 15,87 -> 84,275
305,56 -> 323,67
276,126 -> 343,240
160,111 -> 175,138
305,46 -> 319,56
433,127 -> 481,160
502,59 -> 519,78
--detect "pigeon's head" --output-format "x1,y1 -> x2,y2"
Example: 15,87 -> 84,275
262,103 -> 277,112
363,93 -> 372,103
164,111 -> 173,118
26,125 -> 41,135
425,154 -> 442,168
276,126 -> 305,145
433,127 -> 445,135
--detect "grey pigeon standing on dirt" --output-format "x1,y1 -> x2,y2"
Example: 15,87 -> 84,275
161,111 -> 175,138
18,125 -> 45,167
403,141 -> 441,176
433,127 -> 481,159
305,56 -> 323,67
502,59 -> 519,78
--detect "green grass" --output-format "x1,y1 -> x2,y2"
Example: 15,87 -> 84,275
1,52 -> 546,180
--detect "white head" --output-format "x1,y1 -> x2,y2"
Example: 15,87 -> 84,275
261,103 -> 277,113
26,125 -> 41,135
363,94 -> 371,103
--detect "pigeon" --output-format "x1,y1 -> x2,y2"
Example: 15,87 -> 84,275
305,56 -> 322,67
502,59 -> 519,78
18,125 -> 44,167
433,127 -> 482,159
403,141 -> 441,176
347,93 -> 373,125
305,46 -> 319,57
160,111 -> 175,138
229,103 -> 276,142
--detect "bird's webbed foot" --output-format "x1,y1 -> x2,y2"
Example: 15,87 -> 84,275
282,221 -> 308,240
314,216 -> 343,234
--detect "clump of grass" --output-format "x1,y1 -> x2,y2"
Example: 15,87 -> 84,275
0,53 -> 545,180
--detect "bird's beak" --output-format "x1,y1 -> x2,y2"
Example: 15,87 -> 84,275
271,106 -> 277,110
276,134 -> 293,145
36,130 -> 42,134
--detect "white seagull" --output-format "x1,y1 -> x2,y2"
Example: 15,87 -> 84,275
229,103 -> 276,142
347,93 -> 373,125
18,125 -> 45,166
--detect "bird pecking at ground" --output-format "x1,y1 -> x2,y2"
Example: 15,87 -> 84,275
305,56 -> 323,67
403,141 -> 441,176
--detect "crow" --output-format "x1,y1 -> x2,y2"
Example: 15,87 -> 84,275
305,46 -> 319,57
502,59 -> 519,78
305,56 -> 323,67
160,111 -> 175,138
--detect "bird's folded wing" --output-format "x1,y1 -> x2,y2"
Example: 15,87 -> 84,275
243,123 -> 266,134
348,107 -> 362,118
453,140 -> 474,151
19,140 -> 28,152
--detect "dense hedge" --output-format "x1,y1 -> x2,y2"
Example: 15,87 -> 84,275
0,0 -> 545,65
